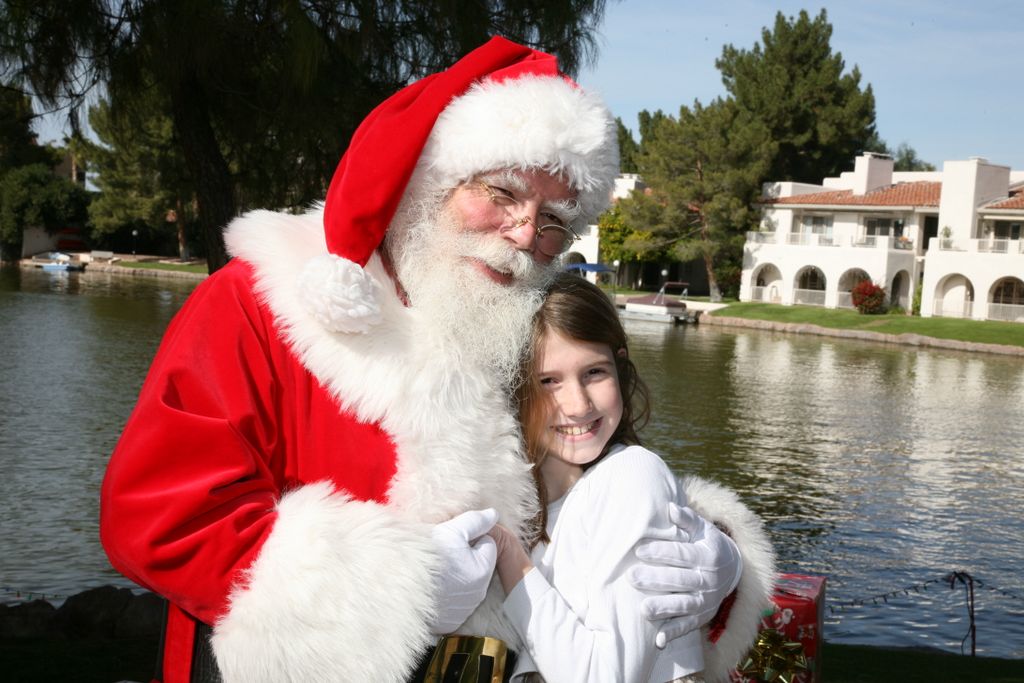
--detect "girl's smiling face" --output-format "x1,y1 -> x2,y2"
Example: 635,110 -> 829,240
536,330 -> 624,498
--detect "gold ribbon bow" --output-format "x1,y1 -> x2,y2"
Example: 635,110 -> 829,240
736,628 -> 810,683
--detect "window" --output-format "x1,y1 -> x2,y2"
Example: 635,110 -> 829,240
992,221 -> 1022,240
799,214 -> 833,237
798,268 -> 826,290
993,278 -> 1024,305
864,217 -> 905,237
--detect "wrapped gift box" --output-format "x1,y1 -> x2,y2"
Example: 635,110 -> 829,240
732,573 -> 826,682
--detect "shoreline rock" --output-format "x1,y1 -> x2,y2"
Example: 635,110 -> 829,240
0,586 -> 162,640
17,258 -> 207,281
81,262 -> 207,281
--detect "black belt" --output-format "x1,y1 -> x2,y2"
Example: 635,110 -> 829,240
409,635 -> 518,683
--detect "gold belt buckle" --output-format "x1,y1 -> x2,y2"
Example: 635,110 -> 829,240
424,635 -> 509,683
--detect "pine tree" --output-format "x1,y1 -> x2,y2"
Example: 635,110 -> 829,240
716,9 -> 877,183
624,99 -> 774,300
616,118 -> 639,174
1,1 -> 611,272
892,143 -> 935,172
0,85 -> 53,172
84,97 -> 194,257
0,84 -> 74,257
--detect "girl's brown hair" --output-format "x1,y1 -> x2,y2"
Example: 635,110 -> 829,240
516,272 -> 651,545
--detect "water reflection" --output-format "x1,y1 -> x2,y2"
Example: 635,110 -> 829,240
1,267 -> 1022,658
626,321 -> 1024,658
0,267 -> 199,602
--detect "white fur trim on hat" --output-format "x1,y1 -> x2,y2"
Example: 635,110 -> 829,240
296,253 -> 384,334
415,74 -> 619,224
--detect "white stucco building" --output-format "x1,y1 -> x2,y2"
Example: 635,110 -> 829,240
564,173 -> 646,266
740,153 -> 1024,322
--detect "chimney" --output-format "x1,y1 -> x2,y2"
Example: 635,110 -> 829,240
852,152 -> 894,195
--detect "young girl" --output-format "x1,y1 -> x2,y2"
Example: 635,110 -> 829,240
488,272 -> 706,683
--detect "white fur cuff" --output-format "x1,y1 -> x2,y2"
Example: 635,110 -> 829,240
297,253 -> 384,333
682,476 -> 777,683
211,482 -> 439,682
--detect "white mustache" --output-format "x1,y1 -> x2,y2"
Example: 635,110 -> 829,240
455,231 -> 539,281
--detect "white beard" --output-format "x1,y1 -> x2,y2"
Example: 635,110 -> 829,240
387,200 -> 556,390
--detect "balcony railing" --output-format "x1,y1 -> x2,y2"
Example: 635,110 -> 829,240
975,238 -> 1024,254
749,285 -> 782,303
749,231 -> 1024,254
837,292 -> 853,309
793,288 -> 827,306
747,231 -> 777,244
976,239 -> 1009,253
852,235 -> 915,251
756,233 -> 914,250
933,237 -> 1024,254
785,233 -> 835,246
743,232 -> 1024,253
933,299 -> 974,319
987,302 -> 1024,323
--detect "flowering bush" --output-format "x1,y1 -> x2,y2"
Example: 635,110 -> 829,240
851,280 -> 886,314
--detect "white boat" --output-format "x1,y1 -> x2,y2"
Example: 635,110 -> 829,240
33,252 -> 87,272
620,282 -> 697,324
40,261 -> 86,272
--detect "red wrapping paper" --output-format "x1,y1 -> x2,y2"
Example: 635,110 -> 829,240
732,573 -> 826,682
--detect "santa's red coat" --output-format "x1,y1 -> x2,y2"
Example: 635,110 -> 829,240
101,208 -> 775,683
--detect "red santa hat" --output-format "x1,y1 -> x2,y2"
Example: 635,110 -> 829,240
298,36 -> 619,333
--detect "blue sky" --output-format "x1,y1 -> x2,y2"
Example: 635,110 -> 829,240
35,2 -> 1021,174
577,0 -> 1024,173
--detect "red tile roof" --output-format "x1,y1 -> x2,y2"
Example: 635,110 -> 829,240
764,181 -> 941,207
985,186 -> 1024,210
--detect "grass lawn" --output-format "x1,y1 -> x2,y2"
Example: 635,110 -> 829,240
117,259 -> 208,275
712,302 -> 1024,349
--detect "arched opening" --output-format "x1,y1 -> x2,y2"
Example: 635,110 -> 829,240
988,277 -> 1024,322
752,263 -> 783,303
794,266 -> 827,306
837,268 -> 871,309
890,270 -> 910,309
933,274 -> 975,319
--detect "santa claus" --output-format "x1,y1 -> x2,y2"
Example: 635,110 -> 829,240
100,37 -> 774,683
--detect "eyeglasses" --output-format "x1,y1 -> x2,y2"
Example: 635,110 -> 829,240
474,181 -> 580,257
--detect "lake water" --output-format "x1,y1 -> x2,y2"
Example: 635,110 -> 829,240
1,265 -> 1022,658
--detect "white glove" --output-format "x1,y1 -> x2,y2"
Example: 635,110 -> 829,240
629,502 -> 743,648
429,508 -> 499,634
